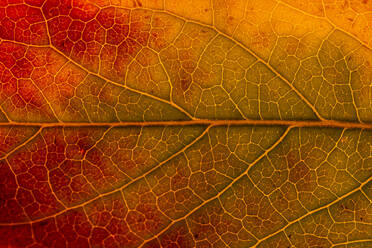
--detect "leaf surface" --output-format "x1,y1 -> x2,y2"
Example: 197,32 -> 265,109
0,0 -> 371,247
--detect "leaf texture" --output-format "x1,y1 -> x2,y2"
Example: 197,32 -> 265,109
0,0 -> 371,248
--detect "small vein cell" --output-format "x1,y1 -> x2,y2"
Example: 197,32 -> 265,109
0,3 -> 49,45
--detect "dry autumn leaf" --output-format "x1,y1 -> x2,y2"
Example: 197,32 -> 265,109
0,0 -> 371,247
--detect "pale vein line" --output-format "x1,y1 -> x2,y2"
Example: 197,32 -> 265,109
331,239 -> 372,247
0,127 -> 42,159
0,120 -> 370,129
148,8 -> 371,123
0,105 -> 11,122
0,38 -> 195,121
2,5 -> 369,123
128,10 -> 325,120
29,77 -> 62,123
176,19 -> 326,121
140,126 -> 293,245
0,5 -> 370,241
252,177 -> 372,247
3,9 -> 324,122
47,45 -> 197,121
39,134 -> 68,209
278,0 -> 372,52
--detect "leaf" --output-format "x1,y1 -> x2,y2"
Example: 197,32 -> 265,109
0,0 -> 371,247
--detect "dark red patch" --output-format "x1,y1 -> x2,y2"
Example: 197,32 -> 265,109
286,150 -> 300,169
289,161 -> 310,183
55,208 -> 92,246
0,160 -> 28,222
96,7 -> 116,29
0,224 -> 34,247
136,0 -> 143,7
142,239 -> 161,248
42,1 -> 157,82
0,3 -> 48,44
180,78 -> 192,91
25,0 -> 45,6
32,218 -> 67,247
5,131 -> 66,222
42,0 -> 73,19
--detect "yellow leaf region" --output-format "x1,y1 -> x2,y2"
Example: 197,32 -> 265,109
0,0 -> 371,247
